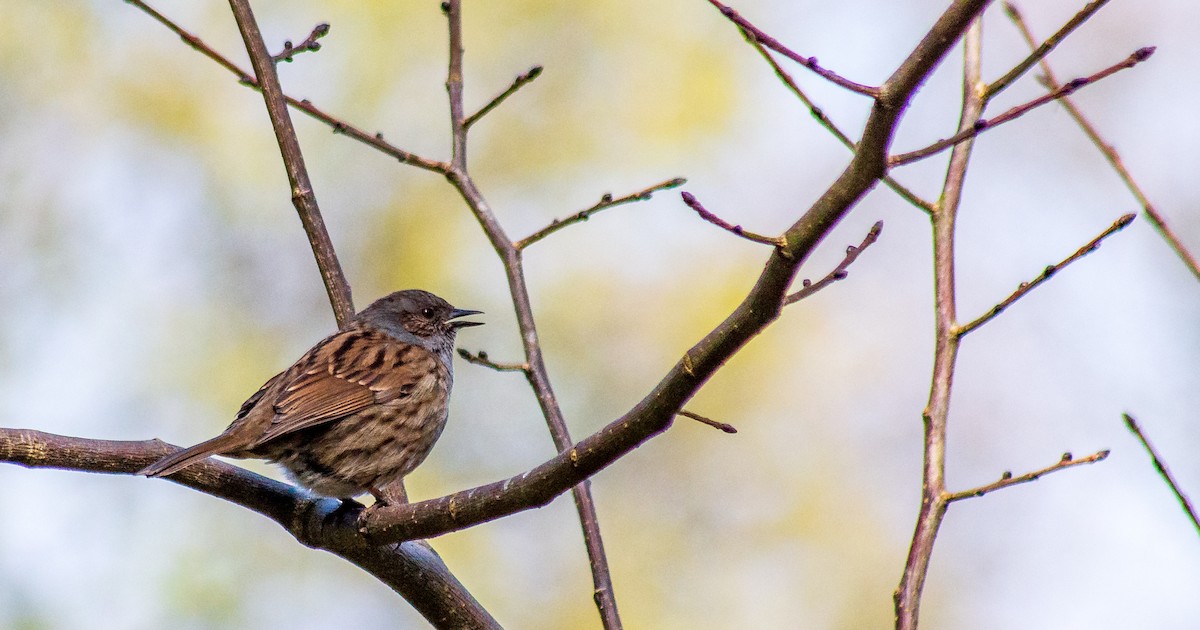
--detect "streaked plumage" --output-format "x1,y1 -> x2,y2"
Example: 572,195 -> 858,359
139,290 -> 481,503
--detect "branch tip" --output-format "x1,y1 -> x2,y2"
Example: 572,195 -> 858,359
676,410 -> 738,434
785,220 -> 883,305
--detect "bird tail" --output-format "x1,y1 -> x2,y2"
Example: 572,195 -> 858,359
138,434 -> 243,478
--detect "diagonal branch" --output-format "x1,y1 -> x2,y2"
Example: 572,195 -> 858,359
957,213 -> 1135,337
985,0 -> 1111,98
272,22 -> 331,64
1005,3 -> 1200,282
0,429 -> 500,630
706,0 -> 879,97
891,47 -> 1155,167
227,0 -> 354,325
125,0 -> 448,173
516,178 -> 686,250
680,192 -> 787,248
945,449 -> 1109,502
1123,413 -> 1200,535
464,66 -> 544,130
785,221 -> 883,305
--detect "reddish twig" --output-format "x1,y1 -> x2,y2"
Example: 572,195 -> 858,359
464,65 -> 543,129
957,213 -> 1136,337
1123,414 -> 1200,536
125,0 -> 448,173
785,221 -> 882,304
707,0 -> 879,97
1006,3 -> 1200,282
272,22 -> 331,63
985,0 -> 1111,98
680,192 -> 786,248
891,47 -> 1155,167
516,178 -> 686,250
945,450 -> 1110,502
676,410 -> 738,434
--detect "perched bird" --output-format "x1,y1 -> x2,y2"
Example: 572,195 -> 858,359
139,289 -> 482,504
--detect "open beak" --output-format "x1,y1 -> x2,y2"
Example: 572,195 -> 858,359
448,308 -> 484,329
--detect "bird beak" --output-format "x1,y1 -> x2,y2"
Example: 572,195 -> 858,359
448,308 -> 484,329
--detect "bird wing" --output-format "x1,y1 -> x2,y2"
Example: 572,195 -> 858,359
248,327 -> 442,447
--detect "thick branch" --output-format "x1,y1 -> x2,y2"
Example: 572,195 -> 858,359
0,429 -> 499,630
227,0 -> 355,325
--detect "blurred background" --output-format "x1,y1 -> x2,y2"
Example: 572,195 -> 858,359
1,0 -> 1198,628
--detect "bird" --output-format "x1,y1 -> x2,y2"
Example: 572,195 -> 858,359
139,289 -> 482,504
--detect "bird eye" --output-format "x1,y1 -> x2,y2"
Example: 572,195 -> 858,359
421,307 -> 435,318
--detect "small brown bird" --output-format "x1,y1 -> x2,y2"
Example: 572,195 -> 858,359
139,289 -> 482,504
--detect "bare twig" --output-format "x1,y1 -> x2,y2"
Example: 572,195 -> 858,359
457,348 -> 530,373
945,449 -> 1110,502
706,0 -> 879,97
1123,414 -> 1200,536
125,0 -> 448,173
785,221 -> 883,304
957,213 -> 1135,337
225,0 -> 354,325
741,34 -> 934,214
676,410 -> 738,434
0,429 -> 501,629
1006,3 -> 1200,282
680,191 -> 786,248
985,0 -> 1110,98
891,47 -> 1155,167
272,23 -> 331,63
440,2 -> 623,627
464,66 -> 543,130
516,178 -> 686,250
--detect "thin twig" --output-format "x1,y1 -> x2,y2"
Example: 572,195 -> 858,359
680,192 -> 786,248
272,23 -> 330,63
706,0 -> 879,97
124,0 -> 448,173
741,34 -> 933,213
457,349 -> 530,373
894,19 -> 983,630
957,213 -> 1135,337
516,178 -> 686,250
440,2 -> 623,627
785,221 -> 882,305
891,47 -> 1155,167
945,449 -> 1110,502
1123,414 -> 1200,536
985,0 -> 1110,98
676,410 -> 738,434
226,0 -> 354,326
464,66 -> 543,130
1006,3 -> 1200,282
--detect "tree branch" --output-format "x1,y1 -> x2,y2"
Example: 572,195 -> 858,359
890,46 -> 1155,167
706,0 -> 879,97
227,0 -> 355,325
957,213 -> 1135,337
945,449 -> 1109,502
680,191 -> 787,248
1005,2 -> 1200,282
784,221 -> 882,305
1123,413 -> 1200,535
0,429 -> 500,630
272,22 -> 331,64
464,66 -> 543,130
515,178 -> 686,250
